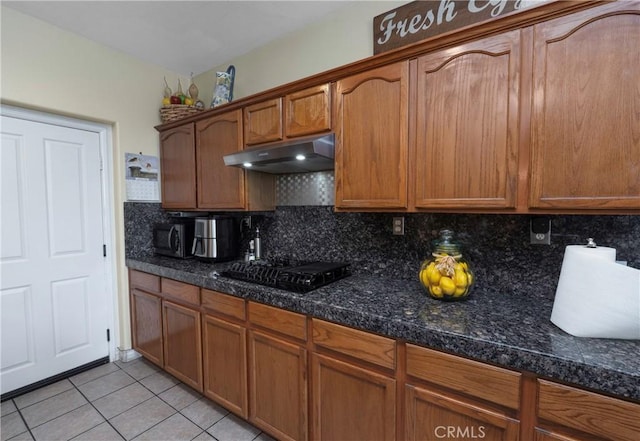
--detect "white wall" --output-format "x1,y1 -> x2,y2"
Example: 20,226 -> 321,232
1,6 -> 186,351
196,1 -> 406,102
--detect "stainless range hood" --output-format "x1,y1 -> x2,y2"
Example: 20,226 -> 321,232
223,133 -> 334,174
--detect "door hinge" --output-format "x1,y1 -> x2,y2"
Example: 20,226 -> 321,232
106,329 -> 110,342
103,244 -> 107,257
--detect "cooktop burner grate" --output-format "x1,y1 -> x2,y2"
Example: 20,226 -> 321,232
222,260 -> 351,293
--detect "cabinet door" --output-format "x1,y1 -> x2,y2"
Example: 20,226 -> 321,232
249,330 -> 307,441
159,124 -> 196,209
244,98 -> 283,146
285,84 -> 331,138
312,353 -> 395,441
162,300 -> 203,392
530,2 -> 640,209
202,314 -> 248,418
195,110 -> 246,209
130,289 -> 163,367
415,31 -> 520,209
335,61 -> 409,209
405,385 -> 520,441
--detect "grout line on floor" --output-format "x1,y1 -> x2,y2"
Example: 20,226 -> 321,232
3,360 -> 270,441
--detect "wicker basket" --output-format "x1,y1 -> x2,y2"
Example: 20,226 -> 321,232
159,105 -> 203,124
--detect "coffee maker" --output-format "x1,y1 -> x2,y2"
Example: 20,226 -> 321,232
192,217 -> 238,261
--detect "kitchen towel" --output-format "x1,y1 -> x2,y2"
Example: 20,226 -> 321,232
551,245 -> 640,339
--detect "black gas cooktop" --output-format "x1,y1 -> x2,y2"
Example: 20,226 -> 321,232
222,259 -> 351,293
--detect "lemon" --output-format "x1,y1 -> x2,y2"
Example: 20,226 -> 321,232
439,276 -> 456,295
430,285 -> 443,298
454,269 -> 468,288
454,287 -> 467,297
467,271 -> 474,286
419,268 -> 430,288
428,268 -> 441,285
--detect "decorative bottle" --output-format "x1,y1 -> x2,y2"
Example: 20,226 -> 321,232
419,229 -> 474,301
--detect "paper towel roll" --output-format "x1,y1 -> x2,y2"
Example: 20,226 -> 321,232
551,245 -> 640,339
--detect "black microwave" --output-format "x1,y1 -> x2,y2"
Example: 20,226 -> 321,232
153,222 -> 195,259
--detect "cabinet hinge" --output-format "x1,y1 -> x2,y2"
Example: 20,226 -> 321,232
106,329 -> 110,342
103,244 -> 107,257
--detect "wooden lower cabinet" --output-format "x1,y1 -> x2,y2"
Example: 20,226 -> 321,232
312,353 -> 396,441
130,288 -> 163,367
405,344 -> 521,441
249,330 -> 307,441
405,385 -> 520,441
162,300 -> 203,392
202,314 -> 247,418
130,271 -> 640,441
129,271 -> 203,392
536,379 -> 640,441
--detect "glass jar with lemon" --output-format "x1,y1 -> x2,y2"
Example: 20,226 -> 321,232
419,229 -> 474,301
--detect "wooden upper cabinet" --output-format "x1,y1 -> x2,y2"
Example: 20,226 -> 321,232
160,123 -> 196,209
285,83 -> 331,137
529,2 -> 640,209
196,109 -> 246,209
244,98 -> 283,146
415,30 -> 521,209
335,61 -> 409,209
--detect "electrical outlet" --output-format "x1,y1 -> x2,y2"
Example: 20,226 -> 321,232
241,216 -> 252,230
392,217 -> 405,235
530,217 -> 551,245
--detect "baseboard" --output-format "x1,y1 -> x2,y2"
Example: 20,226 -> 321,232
117,347 -> 141,363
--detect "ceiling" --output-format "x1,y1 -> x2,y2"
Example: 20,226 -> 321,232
3,1 -> 356,76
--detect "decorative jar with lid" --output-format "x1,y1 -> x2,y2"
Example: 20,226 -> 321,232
419,229 -> 474,301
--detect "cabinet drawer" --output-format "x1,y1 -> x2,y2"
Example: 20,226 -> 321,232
249,302 -> 306,341
202,289 -> 245,321
161,278 -> 200,306
312,319 -> 396,370
406,344 -> 521,410
129,269 -> 160,293
538,379 -> 640,441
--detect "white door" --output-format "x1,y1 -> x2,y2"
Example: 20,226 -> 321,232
1,115 -> 110,394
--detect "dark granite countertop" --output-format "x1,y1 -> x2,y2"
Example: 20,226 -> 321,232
126,255 -> 640,403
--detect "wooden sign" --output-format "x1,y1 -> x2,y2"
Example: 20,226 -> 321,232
374,0 -> 532,54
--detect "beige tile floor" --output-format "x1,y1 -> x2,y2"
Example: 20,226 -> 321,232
1,358 -> 274,441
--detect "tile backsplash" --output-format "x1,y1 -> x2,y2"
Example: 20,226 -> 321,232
276,171 -> 334,206
124,202 -> 639,300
